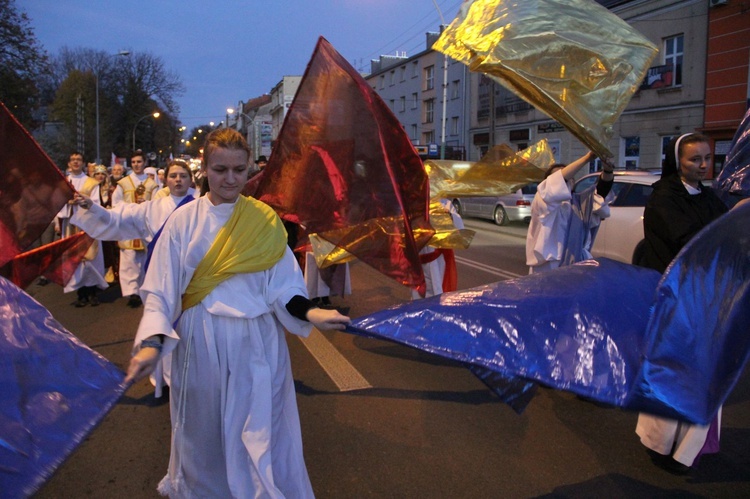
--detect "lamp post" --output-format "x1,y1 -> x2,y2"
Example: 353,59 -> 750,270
227,105 -> 257,154
431,0 -> 449,160
226,108 -> 234,128
95,50 -> 130,164
132,112 -> 161,150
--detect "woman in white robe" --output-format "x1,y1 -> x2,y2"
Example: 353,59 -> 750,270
525,151 -> 614,273
72,160 -> 195,397
125,129 -> 349,498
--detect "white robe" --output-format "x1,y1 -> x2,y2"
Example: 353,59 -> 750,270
136,196 -> 314,498
71,193 -> 192,397
636,409 -> 722,467
112,172 -> 152,296
64,174 -> 107,293
412,199 -> 464,299
525,170 -> 610,273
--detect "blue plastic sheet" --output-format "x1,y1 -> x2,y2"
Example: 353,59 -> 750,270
716,107 -> 750,197
349,205 -> 750,425
350,258 -> 661,405
630,201 -> 750,424
0,277 -> 126,497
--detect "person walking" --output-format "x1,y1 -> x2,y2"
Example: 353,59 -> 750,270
111,150 -> 159,307
635,133 -> 729,474
125,128 -> 350,497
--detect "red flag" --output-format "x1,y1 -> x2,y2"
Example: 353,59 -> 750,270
0,102 -> 74,267
255,38 -> 433,295
2,233 -> 94,289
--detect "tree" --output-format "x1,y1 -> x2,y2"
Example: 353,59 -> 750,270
0,0 -> 50,128
47,48 -> 185,164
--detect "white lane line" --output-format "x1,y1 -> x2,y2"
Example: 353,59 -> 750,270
299,328 -> 372,392
454,255 -> 523,280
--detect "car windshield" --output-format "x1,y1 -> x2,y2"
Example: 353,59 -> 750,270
521,183 -> 537,195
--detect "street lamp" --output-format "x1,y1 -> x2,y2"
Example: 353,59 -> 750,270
94,50 -> 130,164
226,107 -> 234,128
132,112 -> 161,150
432,1 -> 449,160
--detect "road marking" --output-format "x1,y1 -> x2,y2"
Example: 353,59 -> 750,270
299,328 -> 372,392
454,255 -> 523,280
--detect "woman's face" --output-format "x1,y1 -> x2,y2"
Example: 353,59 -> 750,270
94,172 -> 107,185
166,166 -> 191,197
203,147 -> 249,205
679,141 -> 711,188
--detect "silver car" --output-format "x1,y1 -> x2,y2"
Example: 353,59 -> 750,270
452,183 -> 537,226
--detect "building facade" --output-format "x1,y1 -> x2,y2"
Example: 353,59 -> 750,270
466,0 -> 750,174
269,76 -> 302,143
366,31 -> 470,160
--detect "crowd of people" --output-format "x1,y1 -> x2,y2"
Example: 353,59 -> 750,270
36,122 -> 744,495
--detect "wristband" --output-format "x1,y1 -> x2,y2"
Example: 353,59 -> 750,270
140,337 -> 163,352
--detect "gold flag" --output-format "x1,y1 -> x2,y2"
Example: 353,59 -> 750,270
433,0 -> 658,158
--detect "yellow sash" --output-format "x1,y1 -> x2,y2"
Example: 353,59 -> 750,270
182,196 -> 288,310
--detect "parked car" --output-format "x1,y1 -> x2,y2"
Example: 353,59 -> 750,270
572,171 -> 660,264
452,183 -> 537,226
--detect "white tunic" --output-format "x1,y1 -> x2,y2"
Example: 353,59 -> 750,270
525,170 -> 610,273
71,194 -> 190,246
64,174 -> 107,293
112,172 -> 152,296
636,409 -> 721,466
71,194 -> 192,397
412,199 -> 464,299
136,196 -> 314,498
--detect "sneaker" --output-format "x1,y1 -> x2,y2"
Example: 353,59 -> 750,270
74,297 -> 88,308
127,295 -> 143,308
647,449 -> 691,475
89,294 -> 100,307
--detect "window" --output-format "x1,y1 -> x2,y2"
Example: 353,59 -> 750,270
412,61 -> 419,78
399,96 -> 406,112
423,131 -> 435,144
423,99 -> 434,124
400,66 -> 406,82
411,124 -> 418,140
621,136 -> 640,169
612,183 -> 654,207
451,116 -> 459,135
411,92 -> 419,109
379,75 -> 385,89
664,35 -> 683,87
424,65 -> 434,90
389,70 -> 395,86
451,80 -> 460,99
389,99 -> 395,110
661,135 -> 676,168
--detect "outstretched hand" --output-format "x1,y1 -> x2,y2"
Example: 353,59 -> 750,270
124,346 -> 160,384
73,193 -> 93,209
306,307 -> 351,331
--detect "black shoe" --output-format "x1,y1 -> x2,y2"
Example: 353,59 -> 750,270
127,295 -> 142,308
74,297 -> 88,307
37,277 -> 49,286
647,449 -> 691,475
89,294 -> 100,307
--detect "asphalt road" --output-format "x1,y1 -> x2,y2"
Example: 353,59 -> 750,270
31,219 -> 750,498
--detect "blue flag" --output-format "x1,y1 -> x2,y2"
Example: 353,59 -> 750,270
348,203 -> 750,425
0,277 -> 126,497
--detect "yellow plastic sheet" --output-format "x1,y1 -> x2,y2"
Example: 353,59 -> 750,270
433,0 -> 658,158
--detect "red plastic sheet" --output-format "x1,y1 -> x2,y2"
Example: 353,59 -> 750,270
2,233 -> 94,289
0,102 -> 74,267
253,38 -> 433,295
